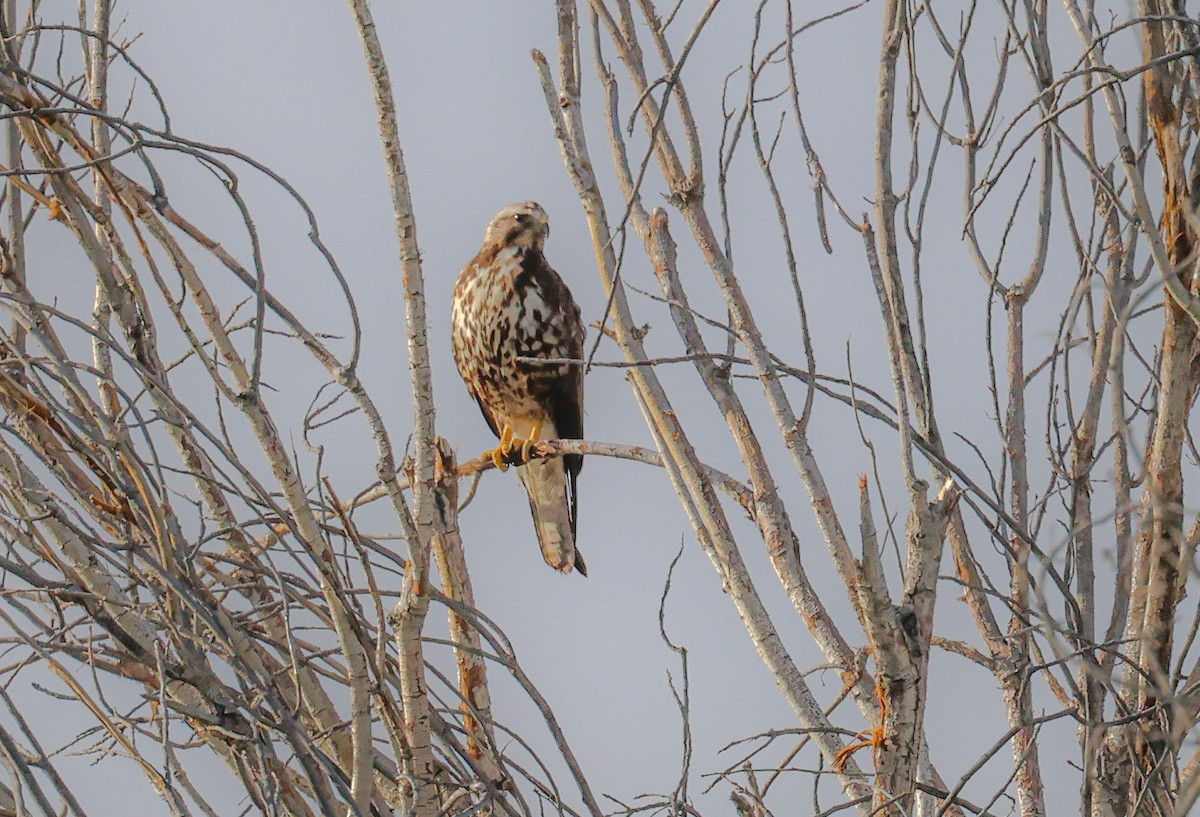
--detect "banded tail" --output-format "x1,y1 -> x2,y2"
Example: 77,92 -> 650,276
515,455 -> 586,576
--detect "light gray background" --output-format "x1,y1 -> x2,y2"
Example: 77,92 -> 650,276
15,1 -> 1155,813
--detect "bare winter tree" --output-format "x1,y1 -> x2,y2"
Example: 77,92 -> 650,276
0,0 -> 1198,816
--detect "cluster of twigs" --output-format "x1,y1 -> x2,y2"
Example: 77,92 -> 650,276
1,1 -> 1200,817
0,3 -> 615,816
532,1 -> 1200,816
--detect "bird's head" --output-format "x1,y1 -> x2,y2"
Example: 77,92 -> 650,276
484,201 -> 550,252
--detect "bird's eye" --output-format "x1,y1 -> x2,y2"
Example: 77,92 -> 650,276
514,213 -> 527,223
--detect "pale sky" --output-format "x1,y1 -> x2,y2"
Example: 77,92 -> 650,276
8,1 -> 1163,814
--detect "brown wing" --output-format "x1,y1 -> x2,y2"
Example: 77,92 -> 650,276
550,362 -> 583,541
522,252 -> 586,535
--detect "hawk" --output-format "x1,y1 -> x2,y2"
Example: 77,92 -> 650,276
451,202 -> 587,576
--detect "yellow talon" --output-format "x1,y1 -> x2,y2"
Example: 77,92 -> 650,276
484,423 -> 544,469
520,421 -> 542,463
485,426 -> 516,471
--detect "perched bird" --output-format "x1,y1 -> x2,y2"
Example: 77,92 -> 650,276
451,202 -> 587,575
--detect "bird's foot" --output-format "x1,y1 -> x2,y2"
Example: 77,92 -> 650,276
484,426 -> 516,471
518,421 -> 542,464
483,422 -> 543,470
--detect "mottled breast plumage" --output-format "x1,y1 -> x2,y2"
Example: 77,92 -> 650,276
451,244 -> 583,427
